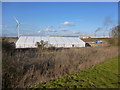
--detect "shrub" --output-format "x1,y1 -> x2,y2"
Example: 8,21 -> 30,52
2,38 -> 15,51
108,25 -> 120,46
2,46 -> 118,88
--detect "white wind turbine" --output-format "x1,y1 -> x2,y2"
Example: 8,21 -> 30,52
13,16 -> 21,38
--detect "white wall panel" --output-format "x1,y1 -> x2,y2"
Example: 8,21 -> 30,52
15,36 -> 85,48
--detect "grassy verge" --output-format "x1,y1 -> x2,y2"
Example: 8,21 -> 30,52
34,56 -> 120,88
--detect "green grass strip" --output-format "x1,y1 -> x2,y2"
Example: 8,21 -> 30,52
34,56 -> 120,88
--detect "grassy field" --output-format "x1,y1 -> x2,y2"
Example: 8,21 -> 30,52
34,56 -> 120,88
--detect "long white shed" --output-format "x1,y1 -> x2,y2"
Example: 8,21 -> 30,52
15,36 -> 85,48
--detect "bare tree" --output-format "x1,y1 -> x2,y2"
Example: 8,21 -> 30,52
103,16 -> 114,37
110,25 -> 120,38
94,27 -> 102,37
108,25 -> 120,46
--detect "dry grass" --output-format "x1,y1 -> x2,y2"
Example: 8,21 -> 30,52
2,41 -> 118,88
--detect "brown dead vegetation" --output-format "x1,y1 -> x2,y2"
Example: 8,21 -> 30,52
2,41 -> 118,88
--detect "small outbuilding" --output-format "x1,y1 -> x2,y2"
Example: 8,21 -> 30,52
15,36 -> 85,48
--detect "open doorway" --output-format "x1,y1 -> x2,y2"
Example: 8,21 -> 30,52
72,44 -> 74,47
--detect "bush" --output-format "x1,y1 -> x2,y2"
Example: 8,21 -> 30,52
110,26 -> 120,38
2,38 -> 15,51
108,25 -> 120,46
108,38 -> 119,46
2,46 -> 118,88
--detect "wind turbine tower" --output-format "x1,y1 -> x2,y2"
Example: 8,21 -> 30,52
14,17 -> 20,38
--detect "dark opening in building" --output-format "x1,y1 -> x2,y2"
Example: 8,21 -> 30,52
72,44 -> 74,47
85,43 -> 91,47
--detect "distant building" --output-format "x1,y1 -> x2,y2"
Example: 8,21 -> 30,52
80,36 -> 91,39
90,36 -> 110,38
15,36 -> 85,48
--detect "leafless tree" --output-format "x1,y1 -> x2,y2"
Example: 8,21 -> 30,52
110,25 -> 120,38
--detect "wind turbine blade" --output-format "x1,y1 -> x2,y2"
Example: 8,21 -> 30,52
13,16 -> 19,24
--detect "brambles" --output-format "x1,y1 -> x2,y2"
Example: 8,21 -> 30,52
2,38 -> 15,51
2,41 -> 118,88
